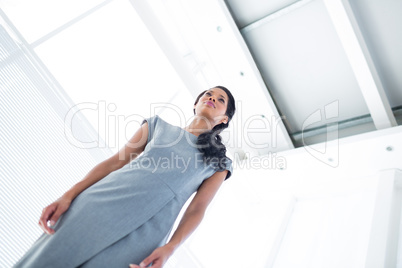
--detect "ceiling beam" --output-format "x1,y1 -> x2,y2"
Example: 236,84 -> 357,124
240,0 -> 314,34
128,0 -> 203,98
323,0 -> 397,130
217,0 -> 294,153
129,0 -> 294,156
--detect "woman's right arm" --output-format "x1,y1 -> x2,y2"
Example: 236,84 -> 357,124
39,121 -> 149,234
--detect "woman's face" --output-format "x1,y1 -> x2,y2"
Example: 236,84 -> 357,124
194,88 -> 229,126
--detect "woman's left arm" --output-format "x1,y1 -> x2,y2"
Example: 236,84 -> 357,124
129,170 -> 228,268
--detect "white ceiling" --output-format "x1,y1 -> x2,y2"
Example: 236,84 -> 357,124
2,0 -> 401,159
131,0 -> 401,156
225,0 -> 402,144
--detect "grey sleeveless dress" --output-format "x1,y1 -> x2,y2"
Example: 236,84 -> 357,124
14,115 -> 232,268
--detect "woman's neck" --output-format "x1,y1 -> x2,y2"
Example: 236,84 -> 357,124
184,116 -> 214,136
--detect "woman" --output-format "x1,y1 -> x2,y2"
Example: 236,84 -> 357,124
15,86 -> 236,268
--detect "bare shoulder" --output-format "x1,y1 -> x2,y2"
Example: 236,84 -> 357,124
108,121 -> 149,170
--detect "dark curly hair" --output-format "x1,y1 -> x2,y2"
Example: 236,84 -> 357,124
193,86 -> 236,170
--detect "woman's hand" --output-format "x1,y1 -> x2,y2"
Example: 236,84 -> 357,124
38,196 -> 72,234
129,244 -> 175,268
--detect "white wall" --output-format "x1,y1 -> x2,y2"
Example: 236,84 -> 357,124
166,126 -> 402,268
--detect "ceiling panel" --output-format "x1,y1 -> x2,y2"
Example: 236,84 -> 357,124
348,0 -> 402,108
240,0 -> 371,134
224,0 -> 299,28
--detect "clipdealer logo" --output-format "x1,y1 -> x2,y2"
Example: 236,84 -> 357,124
301,100 -> 339,168
63,100 -> 340,168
